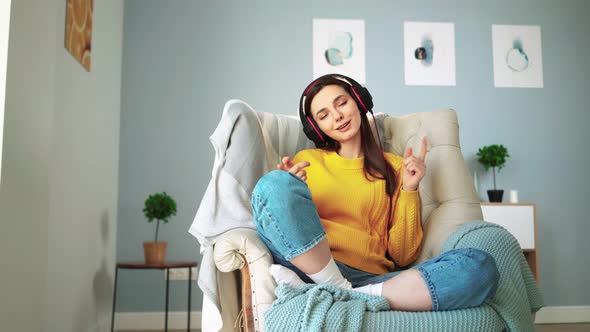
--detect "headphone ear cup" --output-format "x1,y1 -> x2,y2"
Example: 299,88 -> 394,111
357,86 -> 373,111
335,74 -> 373,113
302,120 -> 321,145
349,85 -> 373,114
300,111 -> 327,147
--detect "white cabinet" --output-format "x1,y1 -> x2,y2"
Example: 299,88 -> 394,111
481,203 -> 538,283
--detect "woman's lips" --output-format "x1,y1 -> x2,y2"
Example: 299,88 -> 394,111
336,120 -> 351,131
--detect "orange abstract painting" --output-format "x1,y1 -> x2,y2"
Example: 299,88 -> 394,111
65,0 -> 93,71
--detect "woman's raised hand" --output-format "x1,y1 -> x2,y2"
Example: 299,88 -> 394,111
401,136 -> 428,192
277,156 -> 310,182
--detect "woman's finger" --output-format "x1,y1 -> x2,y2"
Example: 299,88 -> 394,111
406,161 -> 418,171
411,164 -> 426,178
277,162 -> 291,171
404,156 -> 419,167
295,170 -> 306,179
406,158 -> 426,170
407,162 -> 426,177
290,161 -> 310,174
282,156 -> 294,168
405,164 -> 416,176
419,136 -> 428,161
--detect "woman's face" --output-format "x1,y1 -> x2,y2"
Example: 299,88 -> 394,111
310,84 -> 362,145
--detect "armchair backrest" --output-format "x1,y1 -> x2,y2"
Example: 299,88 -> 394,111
379,111 -> 483,263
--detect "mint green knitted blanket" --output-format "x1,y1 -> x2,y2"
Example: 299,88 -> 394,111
265,221 -> 544,332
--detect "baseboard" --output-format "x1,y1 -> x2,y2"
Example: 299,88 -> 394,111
90,317 -> 112,332
114,311 -> 202,331
535,306 -> 590,324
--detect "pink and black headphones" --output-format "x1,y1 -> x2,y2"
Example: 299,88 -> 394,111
299,74 -> 377,147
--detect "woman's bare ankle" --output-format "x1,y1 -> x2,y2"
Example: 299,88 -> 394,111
382,269 -> 433,311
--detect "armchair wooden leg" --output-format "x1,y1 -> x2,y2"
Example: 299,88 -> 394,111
239,255 -> 256,332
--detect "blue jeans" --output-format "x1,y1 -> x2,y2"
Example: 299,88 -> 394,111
251,170 -> 500,311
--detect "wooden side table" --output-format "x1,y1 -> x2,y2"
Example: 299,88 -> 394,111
111,261 -> 198,332
481,203 -> 538,284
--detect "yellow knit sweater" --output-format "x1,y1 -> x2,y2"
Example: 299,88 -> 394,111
293,149 -> 423,274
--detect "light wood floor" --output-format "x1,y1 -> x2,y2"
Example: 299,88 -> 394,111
130,326 -> 590,331
535,323 -> 590,331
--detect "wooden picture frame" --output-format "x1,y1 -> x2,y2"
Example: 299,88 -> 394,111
65,0 -> 93,71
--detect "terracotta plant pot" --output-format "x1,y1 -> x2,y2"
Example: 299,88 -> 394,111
487,190 -> 504,203
143,241 -> 167,265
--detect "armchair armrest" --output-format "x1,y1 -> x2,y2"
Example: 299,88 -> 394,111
441,221 -> 543,331
214,228 -> 277,332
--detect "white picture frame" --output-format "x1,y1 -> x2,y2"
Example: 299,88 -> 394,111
313,18 -> 366,83
404,21 -> 456,86
492,25 -> 544,88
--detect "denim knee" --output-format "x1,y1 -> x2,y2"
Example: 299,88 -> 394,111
416,248 -> 500,311
252,171 -> 287,231
251,170 -> 307,227
252,170 -> 300,199
451,248 -> 500,308
467,248 -> 500,300
251,170 -> 325,261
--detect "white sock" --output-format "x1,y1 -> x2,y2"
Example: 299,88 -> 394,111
269,264 -> 307,287
307,257 -> 352,289
353,282 -> 384,296
269,262 -> 383,296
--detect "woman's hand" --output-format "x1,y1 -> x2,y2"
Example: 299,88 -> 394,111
277,156 -> 310,182
401,137 -> 428,191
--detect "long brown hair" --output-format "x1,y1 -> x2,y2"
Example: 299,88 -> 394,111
303,77 -> 397,199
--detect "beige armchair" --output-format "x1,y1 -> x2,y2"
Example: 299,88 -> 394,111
194,100 -> 542,332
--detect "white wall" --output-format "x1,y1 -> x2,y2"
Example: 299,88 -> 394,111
0,0 -> 57,329
0,0 -> 124,331
44,0 -> 124,330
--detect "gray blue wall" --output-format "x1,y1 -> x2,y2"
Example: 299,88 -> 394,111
118,0 -> 590,312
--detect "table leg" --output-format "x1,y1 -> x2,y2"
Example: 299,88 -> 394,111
111,267 -> 119,332
188,267 -> 192,331
165,268 -> 170,332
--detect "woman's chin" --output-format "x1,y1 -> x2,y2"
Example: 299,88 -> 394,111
327,124 -> 362,144
333,133 -> 360,144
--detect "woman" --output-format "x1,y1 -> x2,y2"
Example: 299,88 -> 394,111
251,74 -> 499,311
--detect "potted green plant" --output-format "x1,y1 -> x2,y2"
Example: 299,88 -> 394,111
476,144 -> 510,202
142,192 -> 177,264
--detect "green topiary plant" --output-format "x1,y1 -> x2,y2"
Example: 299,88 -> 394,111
143,192 -> 177,242
476,144 -> 510,190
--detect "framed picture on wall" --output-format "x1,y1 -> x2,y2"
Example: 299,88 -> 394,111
403,21 -> 456,86
492,25 -> 543,88
313,18 -> 366,84
65,0 -> 93,71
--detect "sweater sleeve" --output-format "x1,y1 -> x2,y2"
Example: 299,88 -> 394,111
387,183 -> 424,268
